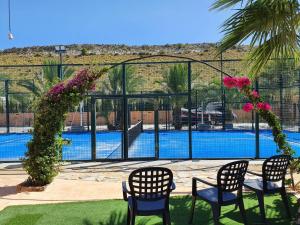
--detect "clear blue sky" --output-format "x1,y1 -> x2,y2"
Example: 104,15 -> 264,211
0,0 -> 234,50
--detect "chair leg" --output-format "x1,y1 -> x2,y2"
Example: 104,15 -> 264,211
211,204 -> 221,225
280,189 -> 291,219
234,202 -> 238,210
189,196 -> 196,224
163,211 -> 171,225
256,191 -> 266,223
238,198 -> 248,225
127,207 -> 131,225
130,211 -> 135,225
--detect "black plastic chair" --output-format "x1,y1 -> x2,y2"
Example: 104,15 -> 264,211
244,155 -> 291,223
190,160 -> 249,225
122,167 -> 175,225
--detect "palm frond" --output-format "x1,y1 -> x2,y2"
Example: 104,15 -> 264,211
160,64 -> 188,93
211,0 -> 247,10
17,80 -> 42,96
42,60 -> 60,84
213,0 -> 300,75
62,67 -> 75,79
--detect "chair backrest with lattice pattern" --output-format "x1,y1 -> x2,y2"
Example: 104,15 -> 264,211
217,160 -> 249,197
128,167 -> 173,201
262,155 -> 290,184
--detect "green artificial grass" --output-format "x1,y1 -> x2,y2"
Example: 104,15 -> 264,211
0,194 -> 297,225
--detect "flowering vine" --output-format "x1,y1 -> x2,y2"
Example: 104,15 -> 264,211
223,76 -> 294,156
23,67 -> 107,186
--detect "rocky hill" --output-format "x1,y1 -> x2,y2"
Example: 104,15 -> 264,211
0,43 -> 250,95
0,43 -> 249,66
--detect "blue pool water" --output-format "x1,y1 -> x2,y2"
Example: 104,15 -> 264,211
0,130 -> 300,161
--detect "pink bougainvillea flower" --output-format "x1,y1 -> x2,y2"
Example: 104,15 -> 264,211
257,102 -> 272,111
256,102 -> 264,110
66,69 -> 91,91
242,103 -> 254,112
237,77 -> 251,89
251,90 -> 260,99
263,103 -> 272,111
223,76 -> 238,89
48,83 -> 65,96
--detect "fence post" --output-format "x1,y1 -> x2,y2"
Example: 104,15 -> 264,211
187,62 -> 193,159
4,80 -> 10,133
164,99 -> 168,130
251,110 -> 254,131
154,107 -> 159,159
57,51 -> 64,80
140,91 -> 144,124
122,63 -> 128,160
279,73 -> 283,128
255,80 -> 260,159
91,97 -> 96,160
220,51 -> 226,130
86,99 -> 90,131
57,65 -> 63,80
298,70 -> 300,132
168,100 -> 170,130
195,90 -> 198,130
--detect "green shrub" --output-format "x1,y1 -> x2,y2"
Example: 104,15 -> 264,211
81,48 -> 88,56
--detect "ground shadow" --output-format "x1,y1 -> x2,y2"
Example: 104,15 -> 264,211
170,195 -> 212,225
223,193 -> 297,225
64,161 -> 186,174
0,185 -> 17,197
3,213 -> 43,225
89,194 -> 298,225
3,164 -> 23,170
82,210 -> 153,225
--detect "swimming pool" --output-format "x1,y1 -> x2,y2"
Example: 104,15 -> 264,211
0,130 -> 299,161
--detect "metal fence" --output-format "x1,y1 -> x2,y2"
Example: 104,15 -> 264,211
0,56 -> 299,161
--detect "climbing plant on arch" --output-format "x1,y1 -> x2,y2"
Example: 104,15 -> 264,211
223,76 -> 294,157
23,67 -> 108,186
224,75 -> 300,187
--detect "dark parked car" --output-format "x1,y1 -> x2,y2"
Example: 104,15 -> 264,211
181,102 -> 236,125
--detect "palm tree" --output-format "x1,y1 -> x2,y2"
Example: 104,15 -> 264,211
18,60 -> 75,96
157,64 -> 190,130
212,0 -> 300,75
100,65 -> 143,129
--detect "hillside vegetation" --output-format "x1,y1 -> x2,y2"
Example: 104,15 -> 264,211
0,43 -> 248,66
0,43 -> 250,94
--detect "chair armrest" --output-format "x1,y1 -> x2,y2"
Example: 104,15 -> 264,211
247,170 -> 262,177
193,177 -> 217,187
122,181 -> 130,201
170,182 -> 176,191
192,177 -> 217,196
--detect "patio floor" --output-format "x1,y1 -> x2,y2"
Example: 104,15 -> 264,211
0,160 -> 298,211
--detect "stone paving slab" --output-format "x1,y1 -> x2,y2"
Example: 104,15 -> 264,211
0,160 -> 293,212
